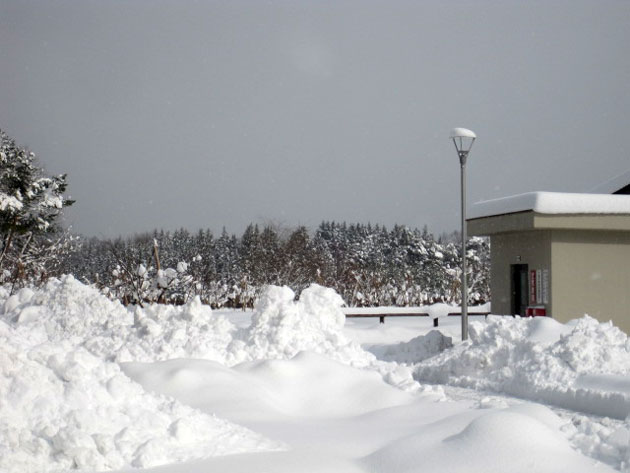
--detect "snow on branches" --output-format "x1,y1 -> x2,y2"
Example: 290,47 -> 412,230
0,129 -> 74,288
66,223 -> 490,308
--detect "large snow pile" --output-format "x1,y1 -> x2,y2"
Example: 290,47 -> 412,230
1,277 -> 395,473
2,276 -> 132,344
105,297 -> 235,364
1,277 -> 374,368
415,315 -> 630,419
1,277 -> 627,473
228,284 -> 375,367
0,277 -> 425,472
1,276 -> 235,364
0,319 -> 283,473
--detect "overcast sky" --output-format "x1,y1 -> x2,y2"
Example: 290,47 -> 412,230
1,0 -> 629,238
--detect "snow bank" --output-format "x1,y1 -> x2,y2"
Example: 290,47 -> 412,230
415,315 -> 630,419
363,404 -> 611,473
0,320 -> 282,473
229,285 -> 375,367
2,276 -> 628,472
1,278 -> 421,394
109,298 -> 235,364
1,276 -> 237,364
3,275 -> 132,343
0,276 -> 425,472
1,278 -> 375,368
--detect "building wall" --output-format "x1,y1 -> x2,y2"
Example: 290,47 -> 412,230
469,212 -> 630,333
550,230 -> 630,334
489,231 -> 552,315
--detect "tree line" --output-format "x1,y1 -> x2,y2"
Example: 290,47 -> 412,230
60,223 -> 490,308
1,128 -> 490,307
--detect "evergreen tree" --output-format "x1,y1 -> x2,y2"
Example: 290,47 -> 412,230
0,129 -> 74,286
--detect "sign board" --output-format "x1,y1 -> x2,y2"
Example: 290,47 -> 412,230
530,270 -> 537,305
542,269 -> 549,304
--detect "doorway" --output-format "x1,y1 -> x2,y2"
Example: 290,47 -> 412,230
511,264 -> 529,316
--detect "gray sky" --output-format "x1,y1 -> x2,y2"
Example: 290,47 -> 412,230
1,0 -> 629,238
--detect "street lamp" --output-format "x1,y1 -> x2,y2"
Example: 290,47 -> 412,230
450,127 -> 476,341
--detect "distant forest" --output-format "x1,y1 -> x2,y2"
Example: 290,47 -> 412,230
60,222 -> 490,308
0,129 -> 489,308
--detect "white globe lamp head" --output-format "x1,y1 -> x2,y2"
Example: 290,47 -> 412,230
450,127 -> 476,163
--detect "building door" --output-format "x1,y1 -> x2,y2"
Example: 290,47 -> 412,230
511,264 -> 529,316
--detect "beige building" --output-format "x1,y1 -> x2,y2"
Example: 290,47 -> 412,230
467,191 -> 630,334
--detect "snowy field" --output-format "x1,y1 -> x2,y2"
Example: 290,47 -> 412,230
1,276 -> 629,473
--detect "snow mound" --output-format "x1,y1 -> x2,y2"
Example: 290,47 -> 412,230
1,278 -> 373,367
228,284 -> 376,367
2,275 -> 132,343
0,276 -> 236,364
363,404 -> 612,473
0,321 -> 283,473
415,315 -> 630,418
106,297 -> 235,363
123,352 -> 416,422
381,330 -> 453,364
0,278 -> 421,396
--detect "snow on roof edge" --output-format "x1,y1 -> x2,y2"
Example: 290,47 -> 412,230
469,192 -> 630,220
587,168 -> 630,194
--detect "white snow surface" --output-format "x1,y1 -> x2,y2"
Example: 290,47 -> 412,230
469,191 -> 630,219
415,315 -> 630,419
1,277 -> 374,368
0,320 -> 282,473
1,276 -> 629,473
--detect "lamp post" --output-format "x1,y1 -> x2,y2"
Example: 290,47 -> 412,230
450,127 -> 476,341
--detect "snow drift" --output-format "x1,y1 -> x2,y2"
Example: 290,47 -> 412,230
1,276 -> 374,368
2,276 -> 629,473
363,403 -> 610,473
0,277 -> 416,472
0,319 -> 282,473
414,315 -> 630,419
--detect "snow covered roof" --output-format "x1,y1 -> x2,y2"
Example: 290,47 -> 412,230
469,192 -> 630,220
588,168 -> 630,194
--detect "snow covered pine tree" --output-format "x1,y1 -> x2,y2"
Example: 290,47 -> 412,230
0,129 -> 74,287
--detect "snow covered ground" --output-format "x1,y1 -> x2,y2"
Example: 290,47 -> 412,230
1,276 -> 629,472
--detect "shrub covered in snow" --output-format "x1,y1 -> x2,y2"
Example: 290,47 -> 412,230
62,222 -> 491,309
